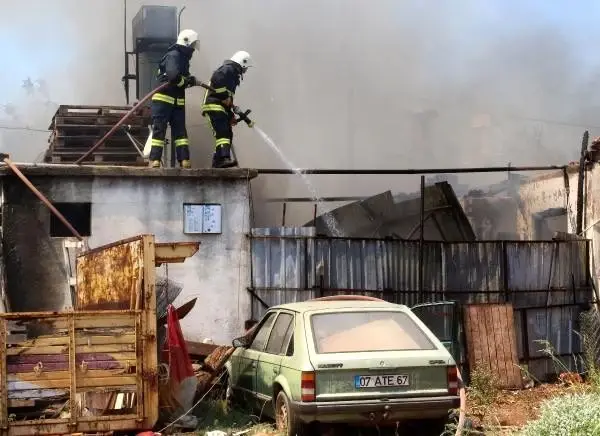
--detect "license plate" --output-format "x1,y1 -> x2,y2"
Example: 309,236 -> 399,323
354,374 -> 409,388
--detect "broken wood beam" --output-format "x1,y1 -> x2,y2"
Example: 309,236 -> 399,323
185,341 -> 220,359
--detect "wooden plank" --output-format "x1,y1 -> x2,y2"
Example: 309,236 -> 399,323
6,416 -> 140,436
504,305 -> 523,388
7,345 -> 68,356
7,399 -> 35,408
484,303 -> 499,382
8,389 -> 68,400
3,314 -> 136,329
53,115 -> 147,127
9,333 -> 136,348
463,303 -> 522,389
8,376 -> 137,391
0,319 -> 7,428
186,341 -> 220,358
49,154 -> 144,165
8,369 -> 135,382
141,235 -> 159,429
491,305 -> 508,386
68,315 -> 76,428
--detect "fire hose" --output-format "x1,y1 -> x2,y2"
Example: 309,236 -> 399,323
74,80 -> 215,165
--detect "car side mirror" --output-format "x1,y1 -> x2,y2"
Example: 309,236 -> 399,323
232,336 -> 250,348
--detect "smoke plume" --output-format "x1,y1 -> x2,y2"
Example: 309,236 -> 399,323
1,0 -> 599,225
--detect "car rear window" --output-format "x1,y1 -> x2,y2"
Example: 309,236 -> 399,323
310,310 -> 436,354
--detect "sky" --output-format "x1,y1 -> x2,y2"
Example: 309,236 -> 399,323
1,1 -> 600,225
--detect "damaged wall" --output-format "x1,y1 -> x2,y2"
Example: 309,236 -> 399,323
517,167 -> 578,238
0,168 -> 254,344
517,164 -> 600,301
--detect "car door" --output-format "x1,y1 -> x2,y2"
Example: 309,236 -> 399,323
255,311 -> 295,414
410,301 -> 462,365
235,311 -> 278,407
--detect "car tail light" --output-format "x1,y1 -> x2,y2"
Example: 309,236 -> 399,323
447,366 -> 459,396
301,371 -> 316,402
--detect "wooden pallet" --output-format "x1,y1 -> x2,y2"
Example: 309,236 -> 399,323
49,136 -> 141,150
54,124 -> 148,135
56,104 -> 149,117
44,150 -> 145,166
49,105 -> 151,130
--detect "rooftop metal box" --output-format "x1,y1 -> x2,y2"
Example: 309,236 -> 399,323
132,5 -> 177,52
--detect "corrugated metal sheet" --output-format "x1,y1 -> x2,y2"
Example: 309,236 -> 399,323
250,227 -> 316,317
249,229 -> 592,381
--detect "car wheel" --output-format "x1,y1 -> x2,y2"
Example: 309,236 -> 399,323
275,390 -> 304,436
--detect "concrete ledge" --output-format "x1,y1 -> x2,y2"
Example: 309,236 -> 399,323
0,163 -> 258,180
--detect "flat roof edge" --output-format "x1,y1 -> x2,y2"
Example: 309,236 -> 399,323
0,164 -> 258,180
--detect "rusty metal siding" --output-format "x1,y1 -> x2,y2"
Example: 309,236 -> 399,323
249,229 -> 593,381
444,242 -> 504,304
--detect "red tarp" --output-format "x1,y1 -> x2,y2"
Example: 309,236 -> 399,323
163,304 -> 194,384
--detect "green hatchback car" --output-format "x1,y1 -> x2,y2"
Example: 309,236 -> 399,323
225,297 -> 461,435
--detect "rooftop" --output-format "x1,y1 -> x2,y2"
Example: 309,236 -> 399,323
273,299 -> 405,312
0,163 -> 258,180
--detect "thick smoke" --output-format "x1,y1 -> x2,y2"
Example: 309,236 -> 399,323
1,0 -> 600,225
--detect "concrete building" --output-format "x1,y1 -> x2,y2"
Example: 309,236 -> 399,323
0,164 -> 257,344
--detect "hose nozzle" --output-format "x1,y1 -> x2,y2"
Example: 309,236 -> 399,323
233,106 -> 255,128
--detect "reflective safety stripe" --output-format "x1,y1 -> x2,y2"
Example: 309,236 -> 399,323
202,104 -> 227,113
215,138 -> 231,147
175,138 -> 190,147
213,86 -> 234,97
204,114 -> 217,136
177,76 -> 186,87
151,138 -> 165,147
176,98 -> 185,106
152,93 -> 175,104
202,81 -> 212,105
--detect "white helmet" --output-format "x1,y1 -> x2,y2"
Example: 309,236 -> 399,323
230,51 -> 253,71
177,29 -> 200,51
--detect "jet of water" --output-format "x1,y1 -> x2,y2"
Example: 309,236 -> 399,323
253,125 -> 343,236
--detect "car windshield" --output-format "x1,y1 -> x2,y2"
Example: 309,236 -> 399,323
310,310 -> 436,354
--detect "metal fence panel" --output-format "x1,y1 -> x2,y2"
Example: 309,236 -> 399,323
249,230 -> 593,380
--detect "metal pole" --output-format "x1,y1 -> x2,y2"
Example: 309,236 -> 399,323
281,203 -> 287,227
256,165 -> 567,175
0,155 -> 83,241
419,175 -> 425,304
576,131 -> 589,235
177,6 -> 187,34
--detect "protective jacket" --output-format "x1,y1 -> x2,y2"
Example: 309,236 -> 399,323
202,60 -> 243,111
156,44 -> 194,99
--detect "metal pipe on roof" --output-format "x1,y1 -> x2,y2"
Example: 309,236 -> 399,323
418,175 -> 425,304
255,165 -> 567,175
265,196 -> 367,203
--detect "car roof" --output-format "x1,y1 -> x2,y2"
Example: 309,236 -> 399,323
271,299 -> 408,313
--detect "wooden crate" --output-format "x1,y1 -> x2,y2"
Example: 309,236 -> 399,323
0,235 -> 199,435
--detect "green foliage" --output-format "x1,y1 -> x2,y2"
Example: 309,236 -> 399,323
469,364 -> 499,410
518,392 -> 600,436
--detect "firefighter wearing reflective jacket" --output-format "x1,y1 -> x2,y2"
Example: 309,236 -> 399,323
148,29 -> 200,169
202,51 -> 253,168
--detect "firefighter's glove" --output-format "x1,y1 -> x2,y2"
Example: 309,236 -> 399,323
184,76 -> 198,88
